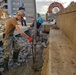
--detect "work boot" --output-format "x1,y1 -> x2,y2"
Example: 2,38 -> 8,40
0,72 -> 3,75
13,51 -> 19,63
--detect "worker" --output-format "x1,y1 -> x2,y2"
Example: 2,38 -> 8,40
2,10 -> 33,70
19,5 -> 26,26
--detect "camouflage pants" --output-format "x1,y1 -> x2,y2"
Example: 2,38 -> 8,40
2,35 -> 20,62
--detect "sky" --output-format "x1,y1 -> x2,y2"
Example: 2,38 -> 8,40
36,0 -> 76,14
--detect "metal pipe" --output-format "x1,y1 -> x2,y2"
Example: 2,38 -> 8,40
32,0 -> 37,71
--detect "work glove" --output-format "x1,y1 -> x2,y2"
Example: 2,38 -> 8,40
27,37 -> 33,42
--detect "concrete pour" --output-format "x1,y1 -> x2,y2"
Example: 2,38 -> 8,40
0,19 -> 49,75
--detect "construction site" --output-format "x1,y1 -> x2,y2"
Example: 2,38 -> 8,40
0,0 -> 76,75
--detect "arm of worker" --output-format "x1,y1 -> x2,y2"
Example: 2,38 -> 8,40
15,25 -> 33,42
16,25 -> 29,38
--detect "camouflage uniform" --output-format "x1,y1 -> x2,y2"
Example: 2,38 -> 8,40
0,47 -> 4,72
2,34 -> 20,69
2,11 -> 26,60
1,11 -> 27,69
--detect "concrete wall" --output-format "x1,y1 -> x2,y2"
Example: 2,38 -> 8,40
57,3 -> 76,46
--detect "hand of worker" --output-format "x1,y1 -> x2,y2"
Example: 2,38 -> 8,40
27,37 -> 33,42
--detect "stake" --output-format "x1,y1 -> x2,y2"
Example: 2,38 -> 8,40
32,0 -> 37,71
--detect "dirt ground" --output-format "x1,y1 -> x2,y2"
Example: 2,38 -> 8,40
41,26 -> 76,75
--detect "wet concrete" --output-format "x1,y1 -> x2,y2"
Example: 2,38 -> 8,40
0,19 -> 48,75
2,40 -> 45,75
0,31 -> 48,75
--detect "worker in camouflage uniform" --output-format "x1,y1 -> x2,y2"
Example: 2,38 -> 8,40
2,10 -> 33,70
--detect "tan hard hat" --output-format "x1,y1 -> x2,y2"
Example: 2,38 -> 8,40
17,10 -> 25,17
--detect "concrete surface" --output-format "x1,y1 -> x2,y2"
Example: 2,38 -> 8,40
0,25 -> 30,41
42,22 -> 54,32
